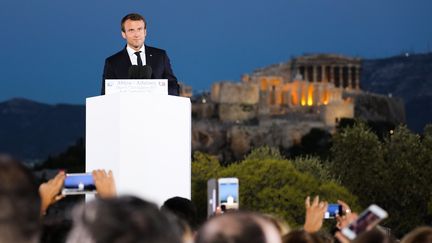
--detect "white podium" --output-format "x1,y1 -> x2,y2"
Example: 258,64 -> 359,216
85,93 -> 191,206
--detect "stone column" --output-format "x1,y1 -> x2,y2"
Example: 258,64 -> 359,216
355,65 -> 360,90
296,67 -> 301,80
330,65 -> 335,85
313,65 -> 317,82
347,65 -> 352,89
321,65 -> 326,83
339,65 -> 343,89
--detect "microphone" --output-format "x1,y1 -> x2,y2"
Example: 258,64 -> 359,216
140,65 -> 152,79
128,65 -> 152,79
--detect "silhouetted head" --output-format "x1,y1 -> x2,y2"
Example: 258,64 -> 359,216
401,226 -> 432,243
67,195 -> 182,243
0,154 -> 41,243
161,196 -> 198,230
196,212 -> 281,243
282,230 -> 324,243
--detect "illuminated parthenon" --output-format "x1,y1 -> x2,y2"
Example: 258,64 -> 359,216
292,54 -> 361,90
242,54 -> 362,107
210,54 -> 359,125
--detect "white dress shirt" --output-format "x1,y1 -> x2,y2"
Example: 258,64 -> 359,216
126,45 -> 146,66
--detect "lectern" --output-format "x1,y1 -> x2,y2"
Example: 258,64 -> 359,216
86,93 -> 191,206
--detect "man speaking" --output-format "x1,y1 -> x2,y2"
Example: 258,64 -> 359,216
102,13 -> 180,96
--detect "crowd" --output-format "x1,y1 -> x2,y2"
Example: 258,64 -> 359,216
1,154 -> 431,243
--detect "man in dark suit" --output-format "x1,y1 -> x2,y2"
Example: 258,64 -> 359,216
102,13 -> 179,96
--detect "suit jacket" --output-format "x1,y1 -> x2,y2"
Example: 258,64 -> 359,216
102,45 -> 179,96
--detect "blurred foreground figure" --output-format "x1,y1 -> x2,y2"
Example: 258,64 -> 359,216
66,195 -> 182,243
0,154 -> 41,243
401,226 -> 432,243
161,196 -> 198,230
283,230 -> 324,243
196,212 -> 282,243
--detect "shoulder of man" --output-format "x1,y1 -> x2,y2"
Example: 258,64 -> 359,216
145,45 -> 167,56
105,48 -> 128,62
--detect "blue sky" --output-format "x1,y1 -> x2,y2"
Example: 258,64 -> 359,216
0,0 -> 431,104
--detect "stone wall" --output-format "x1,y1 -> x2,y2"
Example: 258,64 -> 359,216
320,100 -> 354,126
211,82 -> 259,104
218,104 -> 257,122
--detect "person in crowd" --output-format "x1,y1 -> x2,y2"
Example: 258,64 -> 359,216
261,214 -> 291,237
161,196 -> 198,230
161,197 -> 198,243
401,226 -> 432,243
195,211 -> 282,243
351,228 -> 396,243
40,169 -> 116,243
39,169 -> 117,216
283,230 -> 325,243
66,195 -> 182,243
0,154 -> 42,243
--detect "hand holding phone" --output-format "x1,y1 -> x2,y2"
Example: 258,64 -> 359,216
39,171 -> 66,214
341,204 -> 388,240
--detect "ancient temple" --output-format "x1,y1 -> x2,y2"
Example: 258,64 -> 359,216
209,54 -> 360,126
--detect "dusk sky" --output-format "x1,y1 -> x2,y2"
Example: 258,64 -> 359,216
1,0 -> 431,104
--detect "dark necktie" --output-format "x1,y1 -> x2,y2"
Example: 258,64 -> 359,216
134,51 -> 143,66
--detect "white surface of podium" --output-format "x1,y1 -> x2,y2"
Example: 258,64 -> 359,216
86,93 -> 191,206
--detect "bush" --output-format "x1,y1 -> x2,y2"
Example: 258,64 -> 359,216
192,146 -> 358,227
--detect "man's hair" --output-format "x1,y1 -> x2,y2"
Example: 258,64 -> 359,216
282,230 -> 324,243
161,196 -> 198,230
195,212 -> 268,243
121,13 -> 147,32
0,154 -> 41,243
67,195 -> 182,243
401,227 -> 432,243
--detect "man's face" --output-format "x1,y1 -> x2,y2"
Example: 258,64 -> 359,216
121,19 -> 146,51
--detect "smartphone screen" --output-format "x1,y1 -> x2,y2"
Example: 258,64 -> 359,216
218,177 -> 239,210
341,204 -> 388,240
325,203 -> 342,219
62,173 -> 96,195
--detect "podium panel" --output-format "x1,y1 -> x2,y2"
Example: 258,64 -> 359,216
86,93 -> 191,206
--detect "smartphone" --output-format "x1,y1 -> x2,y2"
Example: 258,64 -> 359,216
341,204 -> 388,240
217,177 -> 239,211
207,178 -> 217,217
62,173 -> 96,195
324,203 -> 342,219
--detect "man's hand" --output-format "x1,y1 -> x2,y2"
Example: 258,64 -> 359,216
336,199 -> 356,229
93,169 -> 117,198
39,171 -> 66,215
304,195 -> 328,233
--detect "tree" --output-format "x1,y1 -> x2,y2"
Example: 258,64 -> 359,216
330,122 -> 386,207
330,123 -> 432,236
380,125 -> 432,234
